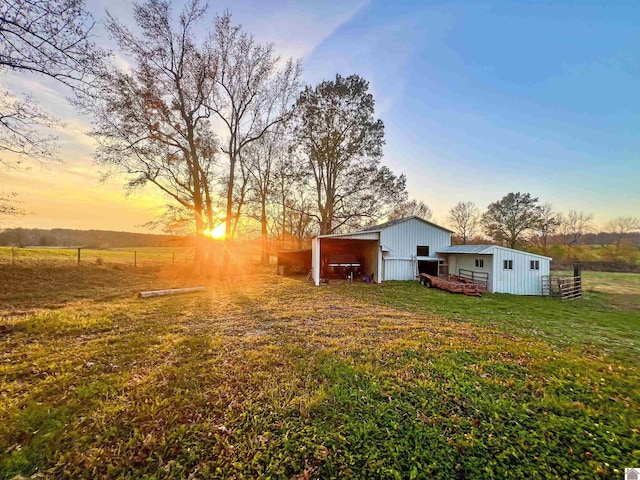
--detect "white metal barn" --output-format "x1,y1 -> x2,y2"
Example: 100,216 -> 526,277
309,216 -> 552,295
437,245 -> 551,295
311,216 -> 452,286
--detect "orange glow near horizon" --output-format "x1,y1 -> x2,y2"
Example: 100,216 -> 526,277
203,223 -> 226,239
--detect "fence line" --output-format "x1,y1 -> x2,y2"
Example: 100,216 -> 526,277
458,269 -> 489,290
541,275 -> 583,300
0,247 -> 196,267
558,276 -> 583,300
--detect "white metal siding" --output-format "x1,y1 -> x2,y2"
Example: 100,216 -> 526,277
447,255 -> 457,276
449,254 -> 494,291
312,237 -> 320,286
380,219 -> 451,281
491,248 -> 550,295
383,258 -> 416,281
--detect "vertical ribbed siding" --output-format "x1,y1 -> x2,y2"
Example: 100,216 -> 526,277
449,254 -> 493,291
446,249 -> 550,294
380,219 -> 451,281
383,259 -> 416,281
380,219 -> 451,258
447,255 -> 457,277
491,247 -> 550,295
312,237 -> 320,285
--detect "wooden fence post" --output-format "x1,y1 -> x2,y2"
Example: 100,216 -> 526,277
77,248 -> 81,266
134,251 -> 137,267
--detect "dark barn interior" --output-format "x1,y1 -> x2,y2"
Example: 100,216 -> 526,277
276,249 -> 312,275
319,238 -> 379,282
417,260 -> 439,276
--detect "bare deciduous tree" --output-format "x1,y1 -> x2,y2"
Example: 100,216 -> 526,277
245,127 -> 287,264
208,13 -> 301,240
1,0 -> 106,217
388,199 -> 433,222
605,216 -> 640,256
557,210 -> 593,247
0,0 -> 106,163
85,0 -> 218,265
533,203 -> 560,255
295,74 -> 406,234
448,201 -> 480,244
0,192 -> 23,218
0,90 -> 58,165
1,0 -> 103,86
271,149 -> 313,248
285,192 -> 315,248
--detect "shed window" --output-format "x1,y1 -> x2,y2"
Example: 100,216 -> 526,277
530,260 -> 540,270
475,259 -> 484,268
503,260 -> 513,270
416,246 -> 429,257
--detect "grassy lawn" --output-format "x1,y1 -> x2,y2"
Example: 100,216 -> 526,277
1,266 -> 639,479
337,271 -> 640,362
0,247 -> 195,268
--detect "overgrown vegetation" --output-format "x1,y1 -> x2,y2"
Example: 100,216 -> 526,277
1,267 -> 639,478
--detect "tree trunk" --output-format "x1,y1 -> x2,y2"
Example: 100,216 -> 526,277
280,177 -> 287,250
224,150 -> 236,273
193,209 -> 205,274
261,202 -> 269,265
320,217 -> 329,235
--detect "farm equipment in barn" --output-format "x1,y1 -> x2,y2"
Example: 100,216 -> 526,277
418,273 -> 487,297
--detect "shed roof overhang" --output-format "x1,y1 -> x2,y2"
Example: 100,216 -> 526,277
438,245 -> 552,261
316,231 -> 380,241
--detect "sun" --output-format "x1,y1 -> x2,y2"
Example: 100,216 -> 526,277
203,223 -> 226,239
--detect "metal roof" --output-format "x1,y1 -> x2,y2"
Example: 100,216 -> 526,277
438,245 -> 494,254
359,216 -> 454,234
316,230 -> 380,239
438,244 -> 552,260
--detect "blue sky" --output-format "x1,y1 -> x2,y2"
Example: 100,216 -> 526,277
2,0 -> 638,231
296,0 -> 639,225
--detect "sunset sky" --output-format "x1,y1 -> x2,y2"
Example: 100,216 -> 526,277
2,0 -> 639,232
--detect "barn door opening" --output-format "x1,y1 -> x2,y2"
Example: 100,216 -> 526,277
417,260 -> 438,276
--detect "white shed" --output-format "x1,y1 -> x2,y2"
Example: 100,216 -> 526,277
311,216 -> 452,286
437,245 -> 551,295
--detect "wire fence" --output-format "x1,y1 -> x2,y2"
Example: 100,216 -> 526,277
0,246 -> 197,267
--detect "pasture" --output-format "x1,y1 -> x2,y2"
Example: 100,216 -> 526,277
1,262 -> 639,479
0,246 -> 195,268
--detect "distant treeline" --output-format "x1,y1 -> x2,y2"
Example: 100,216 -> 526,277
579,232 -> 640,247
0,228 -> 189,248
454,231 -> 640,248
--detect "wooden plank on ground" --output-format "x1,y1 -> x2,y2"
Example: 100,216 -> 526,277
139,286 -> 206,298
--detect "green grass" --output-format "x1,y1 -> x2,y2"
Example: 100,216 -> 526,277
1,268 -> 639,479
0,263 -> 201,314
0,246 -> 194,268
335,271 -> 640,362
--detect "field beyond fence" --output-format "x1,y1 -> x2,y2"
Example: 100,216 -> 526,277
0,246 -> 196,267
